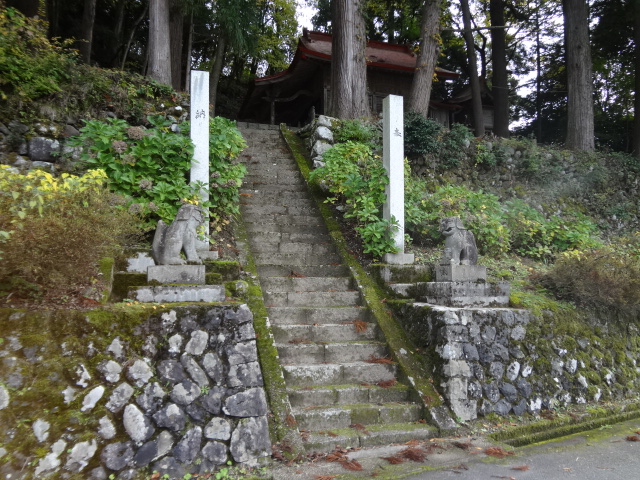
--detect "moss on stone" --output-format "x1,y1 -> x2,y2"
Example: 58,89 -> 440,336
111,272 -> 148,301
203,260 -> 242,280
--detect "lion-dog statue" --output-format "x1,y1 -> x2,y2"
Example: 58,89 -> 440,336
439,216 -> 478,266
152,204 -> 204,265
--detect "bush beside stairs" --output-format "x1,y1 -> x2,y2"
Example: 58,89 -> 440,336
236,123 -> 445,453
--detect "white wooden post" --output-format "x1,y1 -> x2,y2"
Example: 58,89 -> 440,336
189,70 -> 213,255
383,95 -> 414,265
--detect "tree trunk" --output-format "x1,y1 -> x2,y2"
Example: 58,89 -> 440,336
460,0 -> 485,136
490,0 -> 509,137
563,0 -> 594,151
329,0 -> 369,119
184,10 -> 193,93
634,0 -> 640,157
78,0 -> 97,64
408,0 -> 442,116
148,0 -> 172,85
169,0 -> 184,91
121,2 -> 148,70
209,36 -> 226,118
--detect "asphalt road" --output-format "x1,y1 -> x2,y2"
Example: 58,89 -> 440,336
406,418 -> 640,480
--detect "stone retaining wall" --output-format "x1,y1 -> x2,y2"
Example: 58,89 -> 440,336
396,302 -> 640,422
0,305 -> 270,479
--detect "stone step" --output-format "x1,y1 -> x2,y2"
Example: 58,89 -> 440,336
244,223 -> 330,236
239,194 -> 315,207
287,383 -> 411,408
243,213 -> 326,226
248,241 -> 336,256
302,422 -> 439,453
272,323 -> 377,343
240,183 -> 308,194
261,276 -> 353,292
240,204 -> 319,217
292,403 -> 423,431
242,166 -> 300,175
264,290 -> 361,307
282,362 -> 397,386
267,306 -> 368,325
248,231 -> 331,246
253,252 -> 343,267
277,341 -> 388,364
243,174 -> 303,185
257,264 -> 349,278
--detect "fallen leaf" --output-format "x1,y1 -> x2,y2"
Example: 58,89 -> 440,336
366,354 -> 396,364
512,465 -> 530,471
484,447 -> 515,458
491,476 -> 515,480
381,455 -> 405,464
626,435 -> 640,442
326,431 -> 338,437
400,446 -> 427,462
353,320 -> 368,332
285,414 -> 297,427
340,458 -> 363,471
314,476 -> 338,480
452,441 -> 472,450
377,379 -> 397,388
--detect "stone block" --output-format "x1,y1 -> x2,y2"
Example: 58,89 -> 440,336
147,265 -> 205,285
435,264 -> 486,282
383,252 -> 415,265
413,281 -> 510,307
131,285 -> 225,303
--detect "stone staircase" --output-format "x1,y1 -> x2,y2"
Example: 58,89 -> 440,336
236,123 -> 437,452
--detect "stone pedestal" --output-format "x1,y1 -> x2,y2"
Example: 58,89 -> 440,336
147,265 -> 205,285
435,264 -> 486,282
413,281 -> 510,308
130,285 -> 225,303
383,252 -> 415,265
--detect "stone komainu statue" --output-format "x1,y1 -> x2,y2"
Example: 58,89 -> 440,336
152,204 -> 204,265
439,216 -> 478,266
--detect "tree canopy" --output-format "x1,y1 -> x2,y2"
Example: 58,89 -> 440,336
7,0 -> 639,155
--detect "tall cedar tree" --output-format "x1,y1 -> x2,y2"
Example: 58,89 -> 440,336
148,0 -> 172,85
490,0 -> 509,137
409,0 -> 443,116
460,0 -> 485,136
563,0 -> 594,150
330,0 -> 369,118
78,0 -> 96,64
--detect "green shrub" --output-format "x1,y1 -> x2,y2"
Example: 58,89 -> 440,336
0,7 -> 77,101
310,141 -> 397,258
404,112 -> 442,156
333,119 -> 380,146
404,112 -> 473,170
67,116 -> 195,227
0,167 -> 140,300
413,184 -> 509,256
541,237 -> 640,309
66,115 -> 246,231
504,199 -> 601,260
208,117 -> 247,229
